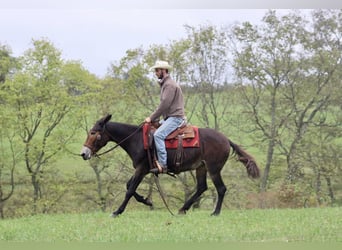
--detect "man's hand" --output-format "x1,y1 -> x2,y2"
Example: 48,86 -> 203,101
144,117 -> 151,123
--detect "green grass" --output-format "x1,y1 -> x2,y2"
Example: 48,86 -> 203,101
0,208 -> 341,242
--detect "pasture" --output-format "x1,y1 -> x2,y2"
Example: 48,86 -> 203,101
0,208 -> 341,242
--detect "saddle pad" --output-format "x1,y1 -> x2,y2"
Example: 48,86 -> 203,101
143,124 -> 200,149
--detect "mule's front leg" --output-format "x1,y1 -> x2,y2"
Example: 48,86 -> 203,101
111,172 -> 145,217
126,176 -> 153,207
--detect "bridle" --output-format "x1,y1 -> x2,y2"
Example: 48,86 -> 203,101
85,122 -> 145,158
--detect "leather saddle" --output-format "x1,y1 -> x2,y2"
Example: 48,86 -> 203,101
151,123 -> 195,140
143,123 -> 199,150
143,122 -> 200,174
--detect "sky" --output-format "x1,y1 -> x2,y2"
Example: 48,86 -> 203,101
0,0 -> 339,77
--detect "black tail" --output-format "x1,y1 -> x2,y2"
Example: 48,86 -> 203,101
229,140 -> 260,178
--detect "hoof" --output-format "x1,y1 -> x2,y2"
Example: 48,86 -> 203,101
178,209 -> 186,215
110,212 -> 120,218
145,198 -> 153,207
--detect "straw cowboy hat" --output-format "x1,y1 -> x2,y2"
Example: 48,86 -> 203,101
149,60 -> 172,71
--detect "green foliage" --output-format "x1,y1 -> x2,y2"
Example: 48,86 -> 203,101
0,43 -> 17,83
231,10 -> 342,194
0,38 -> 100,215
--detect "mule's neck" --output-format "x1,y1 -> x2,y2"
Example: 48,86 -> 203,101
105,122 -> 142,154
105,122 -> 139,143
104,122 -> 146,168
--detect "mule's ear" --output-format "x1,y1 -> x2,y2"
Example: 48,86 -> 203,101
104,114 -> 112,124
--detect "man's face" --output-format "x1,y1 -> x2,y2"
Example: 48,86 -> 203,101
155,68 -> 165,79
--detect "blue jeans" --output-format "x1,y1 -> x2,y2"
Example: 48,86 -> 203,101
154,117 -> 184,167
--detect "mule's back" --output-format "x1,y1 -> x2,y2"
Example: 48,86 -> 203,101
198,128 -> 230,166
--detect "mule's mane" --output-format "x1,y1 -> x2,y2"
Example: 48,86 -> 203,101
104,121 -> 142,146
107,121 -> 139,131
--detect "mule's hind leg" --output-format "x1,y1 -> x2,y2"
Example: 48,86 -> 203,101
208,171 -> 227,216
178,165 -> 208,214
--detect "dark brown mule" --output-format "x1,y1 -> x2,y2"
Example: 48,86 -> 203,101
81,114 -> 260,217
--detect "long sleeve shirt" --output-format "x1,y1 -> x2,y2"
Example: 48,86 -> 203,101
150,75 -> 185,121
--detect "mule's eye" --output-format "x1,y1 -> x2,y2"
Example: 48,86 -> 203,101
90,131 -> 96,135
96,134 -> 101,140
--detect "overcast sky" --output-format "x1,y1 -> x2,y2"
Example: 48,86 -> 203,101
0,0 -> 339,77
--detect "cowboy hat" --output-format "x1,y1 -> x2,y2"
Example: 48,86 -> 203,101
149,60 -> 172,71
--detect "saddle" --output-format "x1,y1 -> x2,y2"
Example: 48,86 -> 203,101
143,123 -> 200,174
143,123 -> 200,150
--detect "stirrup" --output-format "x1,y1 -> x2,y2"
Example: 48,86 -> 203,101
150,167 -> 167,174
150,161 -> 168,174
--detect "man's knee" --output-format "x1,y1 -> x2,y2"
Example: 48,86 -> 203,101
154,130 -> 166,140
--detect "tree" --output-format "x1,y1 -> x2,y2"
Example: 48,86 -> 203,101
296,9 -> 342,202
0,44 -> 16,84
0,44 -> 21,218
303,124 -> 341,206
281,9 -> 342,183
183,24 -> 231,130
110,46 -> 165,114
231,10 -> 342,195
2,39 -> 75,213
0,109 -> 22,218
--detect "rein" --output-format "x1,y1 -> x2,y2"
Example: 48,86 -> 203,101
95,122 -> 145,157
153,175 -> 175,216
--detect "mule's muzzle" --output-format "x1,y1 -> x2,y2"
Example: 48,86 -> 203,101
80,146 -> 92,160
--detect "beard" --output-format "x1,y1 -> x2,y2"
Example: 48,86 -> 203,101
158,71 -> 164,80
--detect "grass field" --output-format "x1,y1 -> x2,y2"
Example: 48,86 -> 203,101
0,208 -> 341,242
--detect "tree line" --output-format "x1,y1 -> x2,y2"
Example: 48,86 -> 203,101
0,9 -> 341,218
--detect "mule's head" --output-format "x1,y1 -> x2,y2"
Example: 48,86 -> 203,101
80,114 -> 112,160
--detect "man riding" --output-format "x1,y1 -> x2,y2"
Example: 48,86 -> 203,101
144,60 -> 186,174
